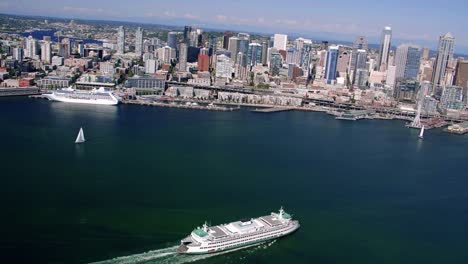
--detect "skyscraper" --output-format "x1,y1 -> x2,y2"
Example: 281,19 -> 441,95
24,36 -> 38,59
440,86 -> 464,110
135,27 -> 143,56
228,37 -> 239,63
117,26 -> 125,54
394,44 -> 421,81
432,32 -> 455,91
325,46 -> 339,84
269,52 -> 283,76
376,27 -> 392,71
167,32 -> 178,49
223,32 -> 233,50
183,26 -> 192,43
41,41 -> 51,64
178,43 -> 188,72
247,43 -> 262,66
273,34 -> 288,51
349,36 -> 368,72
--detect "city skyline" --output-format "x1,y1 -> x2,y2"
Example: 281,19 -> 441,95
1,0 -> 468,52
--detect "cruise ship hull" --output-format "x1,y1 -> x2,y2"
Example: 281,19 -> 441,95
45,93 -> 119,105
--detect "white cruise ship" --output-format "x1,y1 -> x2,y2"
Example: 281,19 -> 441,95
177,208 -> 299,254
44,87 -> 119,105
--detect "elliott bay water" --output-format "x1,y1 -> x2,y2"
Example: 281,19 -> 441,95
1,97 -> 468,264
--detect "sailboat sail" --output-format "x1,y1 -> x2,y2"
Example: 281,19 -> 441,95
419,126 -> 425,139
75,127 -> 85,143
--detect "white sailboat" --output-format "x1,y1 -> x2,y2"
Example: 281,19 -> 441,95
75,127 -> 85,144
418,126 -> 425,139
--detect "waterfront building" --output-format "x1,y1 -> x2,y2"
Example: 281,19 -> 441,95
247,43 -> 262,67
36,76 -> 70,89
135,27 -> 143,56
117,26 -> 125,54
125,76 -> 165,89
274,34 -> 288,51
440,85 -> 464,110
167,32 -> 178,49
325,46 -> 339,84
422,96 -> 439,114
395,44 -> 421,82
178,43 -> 188,72
432,33 -> 455,91
376,27 -> 392,71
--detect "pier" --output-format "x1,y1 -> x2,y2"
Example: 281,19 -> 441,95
0,88 -> 41,97
124,100 -> 238,112
251,107 -> 296,113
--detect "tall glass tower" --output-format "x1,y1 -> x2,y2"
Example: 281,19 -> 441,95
325,46 -> 339,84
376,27 -> 392,71
432,32 -> 455,91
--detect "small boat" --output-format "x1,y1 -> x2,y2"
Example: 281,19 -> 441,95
418,126 -> 425,139
75,127 -> 85,144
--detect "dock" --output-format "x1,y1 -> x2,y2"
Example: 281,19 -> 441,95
125,100 -> 238,112
251,107 -> 295,113
0,87 -> 41,97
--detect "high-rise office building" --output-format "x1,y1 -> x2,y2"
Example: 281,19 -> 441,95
41,41 -> 51,63
167,32 -> 178,49
273,34 -> 288,51
215,54 -> 233,79
145,59 -> 157,74
135,27 -> 143,56
376,27 -> 392,71
349,36 -> 368,72
352,49 -> 368,86
198,54 -> 210,72
422,47 -> 430,60
247,43 -> 262,66
261,42 -> 268,66
432,32 -> 455,91
13,47 -> 24,61
183,26 -> 192,43
228,37 -> 240,63
117,26 -> 125,54
325,46 -> 339,84
223,32 -> 233,50
394,44 -> 421,81
178,43 -> 188,72
24,36 -> 38,59
269,52 -> 283,76
454,59 -> 468,103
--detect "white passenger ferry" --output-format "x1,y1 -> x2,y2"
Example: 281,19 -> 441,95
177,207 -> 299,254
44,87 -> 119,105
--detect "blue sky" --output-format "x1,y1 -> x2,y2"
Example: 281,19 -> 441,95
2,0 -> 468,52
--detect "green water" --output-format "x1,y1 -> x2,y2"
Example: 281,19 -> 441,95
1,97 -> 468,264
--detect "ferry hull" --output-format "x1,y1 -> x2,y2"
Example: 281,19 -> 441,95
178,221 -> 299,255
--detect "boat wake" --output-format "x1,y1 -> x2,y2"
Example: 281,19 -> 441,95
89,240 -> 276,264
